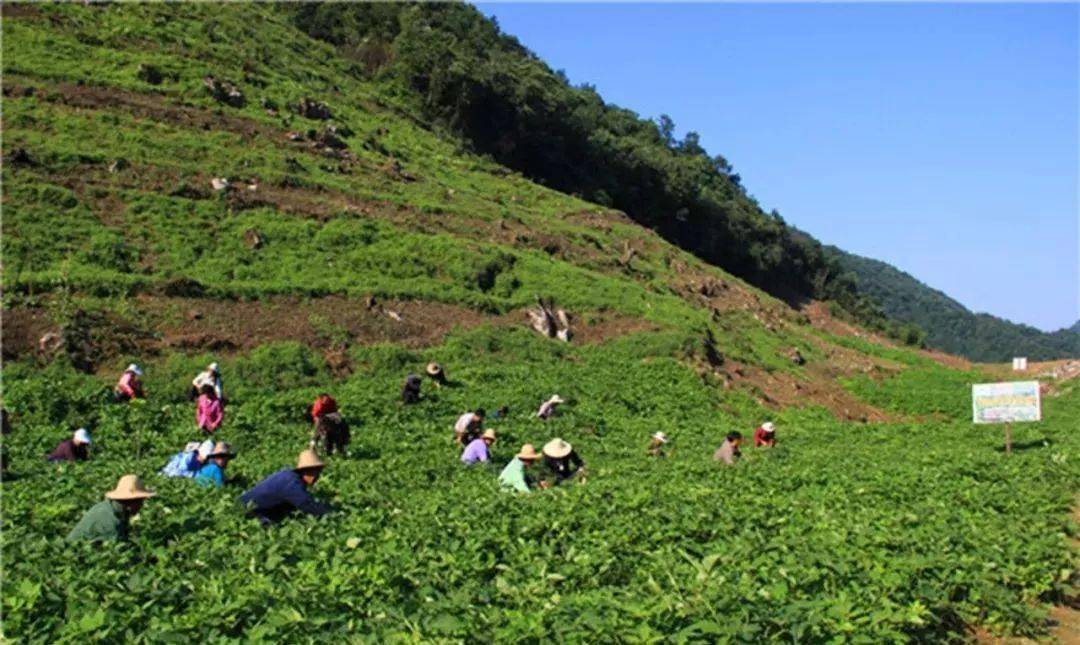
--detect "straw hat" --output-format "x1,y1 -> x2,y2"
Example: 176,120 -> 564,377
208,362 -> 220,373
73,428 -> 92,445
481,428 -> 497,441
548,394 -> 565,404
762,422 -> 776,433
295,449 -> 325,471
543,438 -> 573,459
126,363 -> 143,376
208,441 -> 236,459
652,432 -> 668,444
516,444 -> 541,461
105,475 -> 156,501
426,362 -> 444,376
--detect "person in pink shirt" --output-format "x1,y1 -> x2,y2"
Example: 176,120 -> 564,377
196,385 -> 224,434
114,364 -> 145,403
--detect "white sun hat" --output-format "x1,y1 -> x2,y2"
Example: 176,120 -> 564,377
762,422 -> 776,433
652,432 -> 668,443
73,428 -> 92,445
127,363 -> 143,376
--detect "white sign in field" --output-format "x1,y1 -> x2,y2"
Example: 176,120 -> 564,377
972,381 -> 1041,424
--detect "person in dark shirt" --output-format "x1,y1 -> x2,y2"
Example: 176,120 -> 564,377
47,428 -> 92,462
542,438 -> 586,485
239,449 -> 333,526
401,374 -> 422,404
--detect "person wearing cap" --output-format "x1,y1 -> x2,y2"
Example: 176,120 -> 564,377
66,475 -> 155,542
646,432 -> 669,457
114,363 -> 145,402
453,408 -> 485,445
713,432 -> 743,465
161,440 -> 214,478
401,374 -> 422,404
425,362 -> 447,387
196,384 -> 225,434
239,449 -> 333,525
536,395 -> 565,420
753,422 -> 777,448
195,442 -> 236,488
498,444 -> 545,493
542,438 -> 586,484
191,362 -> 223,401
46,428 -> 93,462
461,429 -> 497,465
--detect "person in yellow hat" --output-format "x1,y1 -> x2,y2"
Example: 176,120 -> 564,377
66,475 -> 156,542
425,362 -> 447,387
239,449 -> 333,526
498,444 -> 545,493
542,438 -> 585,485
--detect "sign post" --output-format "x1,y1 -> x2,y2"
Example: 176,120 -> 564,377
972,381 -> 1041,454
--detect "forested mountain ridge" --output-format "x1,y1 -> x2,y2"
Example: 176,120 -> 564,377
827,246 -> 1080,362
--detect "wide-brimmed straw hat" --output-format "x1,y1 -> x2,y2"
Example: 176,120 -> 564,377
652,432 -> 668,444
762,422 -> 775,433
481,428 -> 497,441
105,475 -> 156,501
516,444 -> 541,460
74,428 -> 92,445
295,449 -> 325,471
208,441 -> 236,459
426,362 -> 444,376
126,363 -> 143,376
543,438 -> 573,459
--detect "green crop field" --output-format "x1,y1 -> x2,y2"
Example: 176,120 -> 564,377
2,4 -> 1077,643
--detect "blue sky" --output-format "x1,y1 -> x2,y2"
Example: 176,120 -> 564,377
475,3 -> 1079,332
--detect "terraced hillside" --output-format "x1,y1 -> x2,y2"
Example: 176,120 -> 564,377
2,4 -> 1078,641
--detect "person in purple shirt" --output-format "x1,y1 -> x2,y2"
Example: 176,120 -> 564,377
238,449 -> 333,526
47,428 -> 92,462
461,429 -> 496,465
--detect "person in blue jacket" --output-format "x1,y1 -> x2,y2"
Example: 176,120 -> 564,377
195,442 -> 236,488
239,449 -> 332,525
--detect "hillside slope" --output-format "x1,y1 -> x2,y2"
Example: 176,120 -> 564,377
3,5 -> 1079,642
828,246 -> 1080,362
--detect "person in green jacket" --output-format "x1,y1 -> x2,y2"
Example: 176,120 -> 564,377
498,444 -> 545,493
66,475 -> 156,542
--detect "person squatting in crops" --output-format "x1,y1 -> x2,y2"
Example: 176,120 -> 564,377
713,432 -> 743,465
454,408 -> 485,445
114,363 -> 145,403
542,438 -> 585,484
46,428 -> 92,462
66,475 -> 156,542
239,449 -> 333,526
190,361 -> 223,402
461,429 -> 497,465
401,373 -> 422,404
645,432 -> 669,457
161,440 -> 214,478
426,362 -> 447,387
309,393 -> 349,456
498,444 -> 546,493
536,394 -> 565,420
195,442 -> 236,488
196,385 -> 224,434
753,422 -> 776,448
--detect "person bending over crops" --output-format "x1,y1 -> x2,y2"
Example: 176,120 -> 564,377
161,440 -> 214,478
713,432 -> 743,465
461,429 -> 497,465
196,385 -> 224,434
454,408 -> 485,445
66,475 -> 156,542
753,422 -> 777,448
46,428 -> 92,463
401,374 -> 422,404
646,432 -> 669,457
542,438 -> 586,484
191,362 -> 223,402
498,444 -> 546,492
311,411 -> 350,456
310,393 -> 338,423
426,362 -> 448,387
239,449 -> 333,526
536,394 -> 565,420
114,363 -> 145,403
195,442 -> 236,488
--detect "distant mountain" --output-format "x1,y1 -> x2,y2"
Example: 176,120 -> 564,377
826,247 -> 1080,363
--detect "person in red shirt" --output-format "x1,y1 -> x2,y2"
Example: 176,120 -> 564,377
114,364 -> 145,403
310,393 -> 338,423
753,422 -> 776,448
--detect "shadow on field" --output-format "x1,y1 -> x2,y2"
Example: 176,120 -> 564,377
996,438 -> 1052,453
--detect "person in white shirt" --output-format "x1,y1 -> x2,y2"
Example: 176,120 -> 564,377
453,408 -> 485,445
536,394 -> 565,420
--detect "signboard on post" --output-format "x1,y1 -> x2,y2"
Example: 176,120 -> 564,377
972,381 -> 1041,454
1012,357 -> 1028,371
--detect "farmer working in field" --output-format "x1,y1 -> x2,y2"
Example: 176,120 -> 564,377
498,444 -> 545,492
161,440 -> 213,478
401,374 -> 422,404
646,432 -> 669,457
195,442 -> 236,488
66,475 -> 156,542
426,362 -> 447,387
239,449 -> 333,525
114,363 -> 145,402
308,392 -> 349,455
191,362 -> 223,401
542,438 -> 586,484
753,422 -> 777,448
461,429 -> 497,465
536,394 -> 565,420
454,408 -> 485,445
713,432 -> 743,465
46,428 -> 92,463
196,385 -> 224,434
